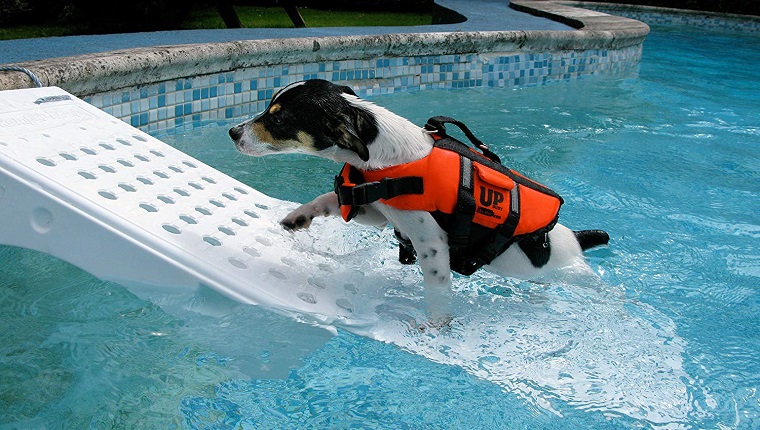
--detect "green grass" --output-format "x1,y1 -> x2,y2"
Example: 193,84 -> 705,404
181,5 -> 431,30
0,24 -> 82,40
0,5 -> 431,40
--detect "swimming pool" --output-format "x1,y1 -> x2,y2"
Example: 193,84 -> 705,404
2,18 -> 759,430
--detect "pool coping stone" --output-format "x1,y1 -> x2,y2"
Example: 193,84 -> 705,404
0,1 -> 649,96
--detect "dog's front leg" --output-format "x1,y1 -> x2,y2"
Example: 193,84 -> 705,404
377,206 -> 453,320
281,192 -> 340,231
281,192 -> 388,231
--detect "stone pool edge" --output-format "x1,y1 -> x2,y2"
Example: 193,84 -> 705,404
0,1 -> 648,97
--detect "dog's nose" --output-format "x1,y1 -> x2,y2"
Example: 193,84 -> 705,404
229,125 -> 244,141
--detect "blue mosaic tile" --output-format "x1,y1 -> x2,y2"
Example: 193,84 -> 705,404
86,44 -> 644,133
588,5 -> 760,32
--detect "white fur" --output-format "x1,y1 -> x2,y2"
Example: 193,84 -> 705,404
338,94 -> 435,170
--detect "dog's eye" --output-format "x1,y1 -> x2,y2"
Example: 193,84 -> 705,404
270,115 -> 283,125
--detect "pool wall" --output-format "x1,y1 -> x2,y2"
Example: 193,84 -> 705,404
0,1 -> 649,133
572,2 -> 760,32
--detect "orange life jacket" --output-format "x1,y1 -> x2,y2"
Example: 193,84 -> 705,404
334,116 -> 563,275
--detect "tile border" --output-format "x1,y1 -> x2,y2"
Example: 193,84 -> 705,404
569,2 -> 760,32
82,45 -> 641,133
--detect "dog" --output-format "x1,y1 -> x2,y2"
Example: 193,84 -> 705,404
229,79 -> 609,320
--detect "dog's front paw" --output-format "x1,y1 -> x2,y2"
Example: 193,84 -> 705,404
280,212 -> 314,231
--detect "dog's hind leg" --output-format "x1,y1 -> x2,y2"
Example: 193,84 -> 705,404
377,206 -> 454,320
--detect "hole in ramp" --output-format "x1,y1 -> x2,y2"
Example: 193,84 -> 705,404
297,292 -> 316,304
243,247 -> 261,257
229,258 -> 247,269
269,269 -> 287,280
140,203 -> 158,213
162,224 -> 181,234
98,190 -> 117,200
203,236 -> 222,246
179,215 -> 197,224
218,226 -> 235,236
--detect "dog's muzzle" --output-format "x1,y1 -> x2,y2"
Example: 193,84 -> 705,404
229,124 -> 244,142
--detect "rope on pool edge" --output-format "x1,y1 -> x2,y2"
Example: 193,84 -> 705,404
0,66 -> 43,88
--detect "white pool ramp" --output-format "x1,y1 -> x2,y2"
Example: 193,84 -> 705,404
0,86 -> 373,327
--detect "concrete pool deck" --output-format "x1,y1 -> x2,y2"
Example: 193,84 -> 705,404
0,1 -> 649,96
0,0 -> 574,64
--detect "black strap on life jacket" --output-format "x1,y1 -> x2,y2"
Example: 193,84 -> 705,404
334,167 -> 423,221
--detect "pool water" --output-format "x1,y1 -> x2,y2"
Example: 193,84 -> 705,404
2,21 -> 760,429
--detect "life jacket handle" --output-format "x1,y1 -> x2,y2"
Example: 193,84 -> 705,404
424,116 -> 502,164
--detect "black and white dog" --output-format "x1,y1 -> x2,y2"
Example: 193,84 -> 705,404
229,79 -> 608,318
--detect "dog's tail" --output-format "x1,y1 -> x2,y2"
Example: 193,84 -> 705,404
573,230 -> 610,251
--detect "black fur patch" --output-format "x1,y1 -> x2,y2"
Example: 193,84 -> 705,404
573,230 -> 610,251
258,79 -> 379,156
518,234 -> 551,268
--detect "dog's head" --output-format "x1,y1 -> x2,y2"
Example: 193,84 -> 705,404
229,79 -> 378,162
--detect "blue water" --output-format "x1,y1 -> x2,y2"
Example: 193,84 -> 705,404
2,22 -> 760,429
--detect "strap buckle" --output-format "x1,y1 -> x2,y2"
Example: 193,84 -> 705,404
351,179 -> 388,206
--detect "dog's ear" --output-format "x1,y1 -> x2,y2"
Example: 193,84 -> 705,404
329,107 -> 374,162
339,85 -> 357,96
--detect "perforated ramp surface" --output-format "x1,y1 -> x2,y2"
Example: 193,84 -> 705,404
0,86 -> 371,327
